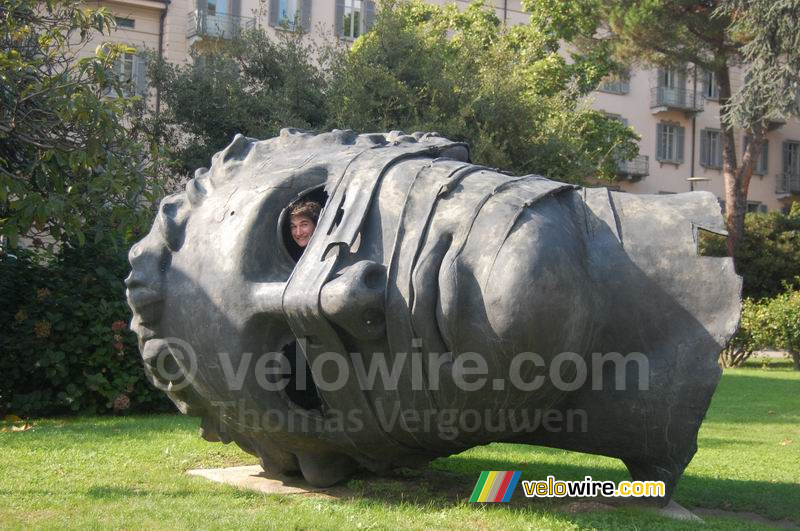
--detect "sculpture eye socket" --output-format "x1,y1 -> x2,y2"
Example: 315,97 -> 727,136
280,186 -> 329,262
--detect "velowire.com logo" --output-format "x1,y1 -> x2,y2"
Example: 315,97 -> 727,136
469,471 -> 521,503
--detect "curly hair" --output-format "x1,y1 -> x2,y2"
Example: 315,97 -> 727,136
289,200 -> 322,225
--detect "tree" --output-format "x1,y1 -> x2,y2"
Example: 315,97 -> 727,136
151,0 -> 637,183
522,0 -> 792,258
1,0 -> 161,249
148,28 -> 326,176
325,0 -> 639,182
721,1 -> 800,131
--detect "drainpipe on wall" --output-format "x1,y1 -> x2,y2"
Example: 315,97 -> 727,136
155,0 -> 171,119
503,0 -> 508,24
690,64 -> 697,190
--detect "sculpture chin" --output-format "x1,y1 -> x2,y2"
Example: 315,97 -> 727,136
126,129 -> 741,502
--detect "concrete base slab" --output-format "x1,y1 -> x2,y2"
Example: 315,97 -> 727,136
188,466 -> 709,525
562,498 -> 703,523
187,465 -> 332,497
657,500 -> 704,522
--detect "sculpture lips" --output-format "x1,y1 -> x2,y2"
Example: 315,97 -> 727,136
125,284 -> 163,325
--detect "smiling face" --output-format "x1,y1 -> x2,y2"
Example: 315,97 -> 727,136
290,214 -> 316,248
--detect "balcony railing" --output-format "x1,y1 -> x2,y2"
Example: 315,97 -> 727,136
616,155 -> 649,181
187,10 -> 255,40
650,87 -> 704,112
776,172 -> 800,195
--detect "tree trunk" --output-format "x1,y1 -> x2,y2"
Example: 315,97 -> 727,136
717,66 -> 760,263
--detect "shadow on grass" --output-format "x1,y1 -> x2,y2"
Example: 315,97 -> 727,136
675,474 -> 800,522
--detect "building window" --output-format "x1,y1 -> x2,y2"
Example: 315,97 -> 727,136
107,49 -> 147,98
782,141 -> 800,177
336,0 -> 376,39
700,129 -> 723,169
653,67 -> 691,108
747,201 -> 768,213
113,52 -> 136,97
343,0 -> 362,38
603,112 -> 628,126
743,135 -> 769,175
658,67 -> 685,89
279,0 -> 299,29
279,0 -> 298,27
704,70 -> 720,100
116,17 -> 135,29
269,0 -> 310,31
656,123 -> 685,164
599,71 -> 630,95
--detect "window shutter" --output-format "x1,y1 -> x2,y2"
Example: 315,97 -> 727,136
760,140 -> 769,174
335,0 -> 345,36
364,0 -> 376,32
232,0 -> 241,16
716,133 -> 723,167
620,75 -> 629,94
704,70 -> 716,99
656,124 -> 665,160
268,0 -> 279,26
676,126 -> 685,163
135,54 -> 148,97
301,0 -> 311,31
700,130 -> 708,166
783,141 -> 791,174
196,0 -> 207,12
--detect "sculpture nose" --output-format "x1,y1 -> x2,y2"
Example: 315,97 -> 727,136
320,260 -> 386,341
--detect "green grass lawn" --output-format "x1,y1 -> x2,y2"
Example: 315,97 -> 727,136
1,366 -> 798,530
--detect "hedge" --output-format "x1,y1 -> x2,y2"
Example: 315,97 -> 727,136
0,241 -> 171,416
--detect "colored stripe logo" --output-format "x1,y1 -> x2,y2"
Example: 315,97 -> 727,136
469,471 -> 521,502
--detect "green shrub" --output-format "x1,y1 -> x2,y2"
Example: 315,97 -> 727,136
720,298 -> 760,367
758,290 -> 800,370
701,203 -> 800,298
723,290 -> 800,370
0,241 -> 171,416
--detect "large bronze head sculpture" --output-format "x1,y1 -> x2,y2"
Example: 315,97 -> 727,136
126,130 -> 740,503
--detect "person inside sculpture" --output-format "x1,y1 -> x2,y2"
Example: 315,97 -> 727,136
289,200 -> 321,250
